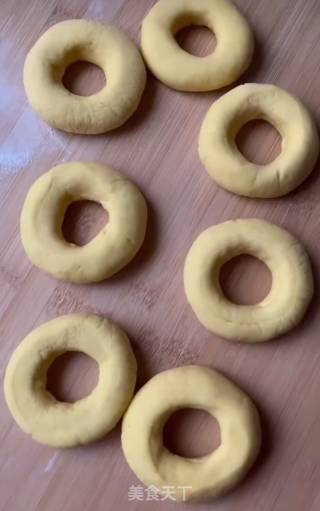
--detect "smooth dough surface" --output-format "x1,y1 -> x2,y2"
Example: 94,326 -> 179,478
24,19 -> 146,134
199,83 -> 319,197
122,365 -> 261,502
141,0 -> 254,92
184,219 -> 313,343
4,314 -> 137,448
20,162 -> 147,283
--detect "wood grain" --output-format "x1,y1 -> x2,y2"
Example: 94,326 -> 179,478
1,1 -> 320,510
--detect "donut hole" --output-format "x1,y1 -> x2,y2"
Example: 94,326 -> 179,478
219,254 -> 272,305
236,120 -> 282,165
163,408 -> 220,458
173,14 -> 216,57
174,20 -> 216,57
63,61 -> 106,96
175,25 -> 216,56
62,200 -> 108,246
46,351 -> 99,403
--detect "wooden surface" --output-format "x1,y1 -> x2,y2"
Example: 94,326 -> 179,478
1,1 -> 320,510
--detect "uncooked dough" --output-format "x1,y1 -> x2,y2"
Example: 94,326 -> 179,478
4,314 -> 137,448
23,19 -> 146,134
141,0 -> 254,92
184,219 -> 313,342
20,162 -> 147,283
122,365 -> 261,502
199,83 -> 319,197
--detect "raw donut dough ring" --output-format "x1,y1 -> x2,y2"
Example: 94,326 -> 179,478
20,162 -> 147,284
4,314 -> 137,448
199,83 -> 319,197
141,0 -> 254,92
122,365 -> 261,502
23,19 -> 146,134
184,219 -> 313,343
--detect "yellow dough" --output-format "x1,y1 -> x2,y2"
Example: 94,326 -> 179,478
4,314 -> 137,448
199,83 -> 319,197
23,19 -> 146,134
122,365 -> 261,502
184,219 -> 313,343
141,0 -> 254,92
20,162 -> 147,284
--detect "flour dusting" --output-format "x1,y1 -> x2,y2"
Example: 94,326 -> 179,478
44,451 -> 59,473
0,36 -> 71,179
0,107 -> 71,178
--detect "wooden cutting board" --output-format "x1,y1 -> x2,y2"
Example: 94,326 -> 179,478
1,1 -> 320,510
